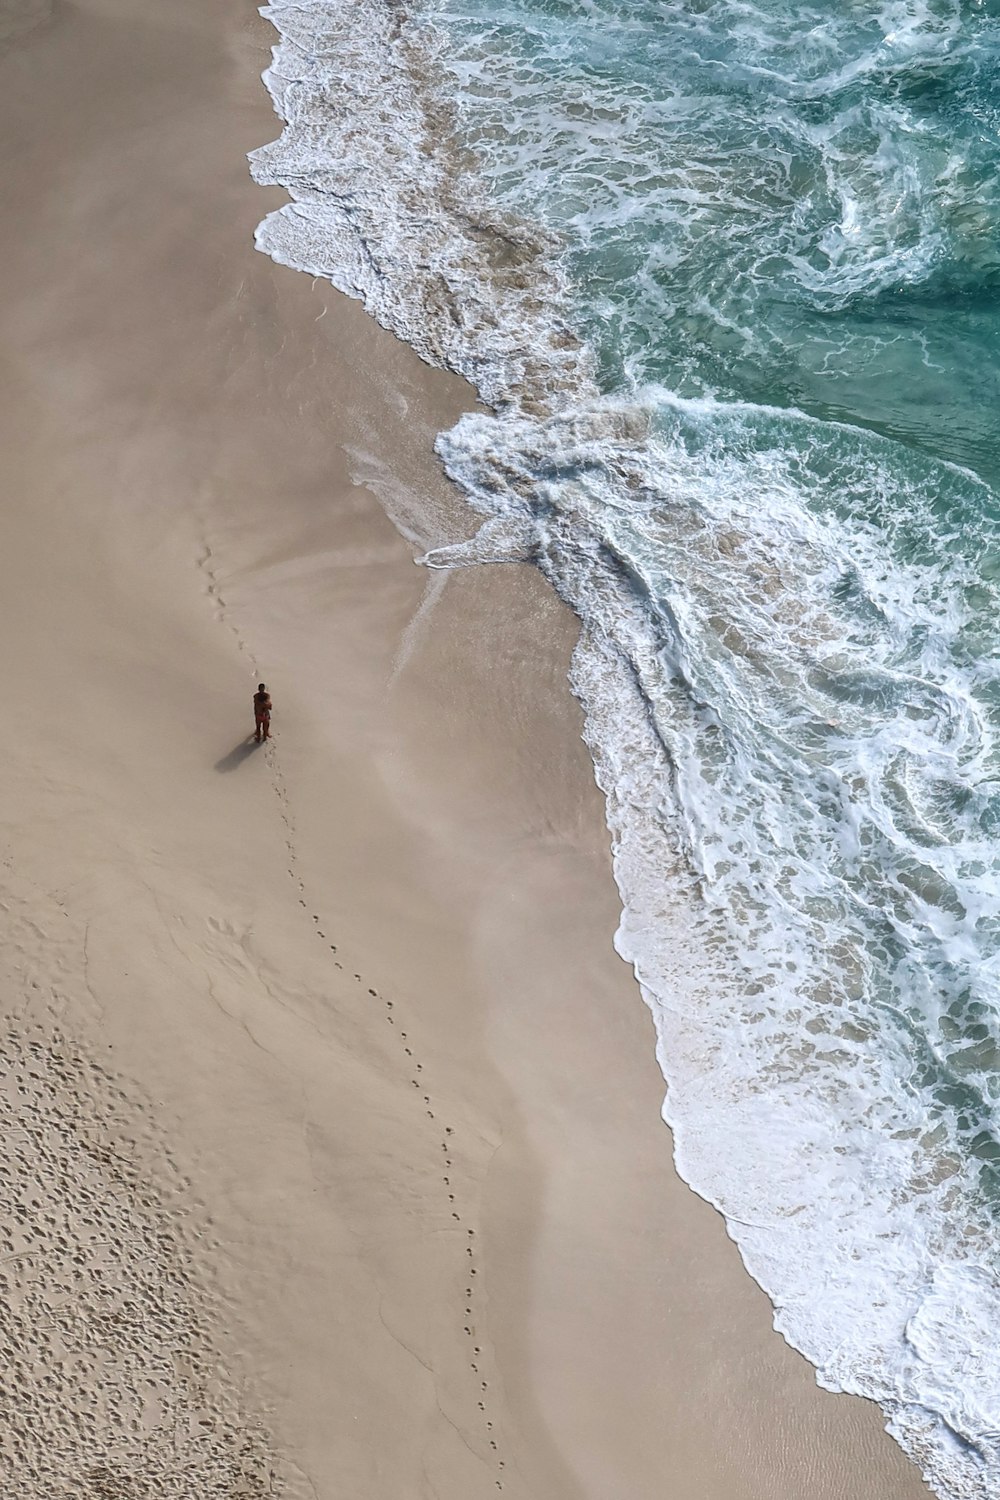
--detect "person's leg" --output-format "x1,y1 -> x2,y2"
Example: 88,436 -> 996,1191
262,716 -> 270,740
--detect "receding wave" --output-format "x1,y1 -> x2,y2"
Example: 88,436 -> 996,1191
252,1 -> 1000,1495
250,0 -> 590,414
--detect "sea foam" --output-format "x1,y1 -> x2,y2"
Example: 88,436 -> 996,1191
252,1 -> 1000,1495
250,0 -> 590,415
434,394 -> 1000,1498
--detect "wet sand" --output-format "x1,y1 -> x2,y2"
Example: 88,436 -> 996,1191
0,0 -> 932,1495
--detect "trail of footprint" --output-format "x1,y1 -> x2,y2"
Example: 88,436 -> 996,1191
298,892 -> 505,1481
195,533 -> 506,1484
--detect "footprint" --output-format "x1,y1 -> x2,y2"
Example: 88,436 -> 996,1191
368,989 -> 378,997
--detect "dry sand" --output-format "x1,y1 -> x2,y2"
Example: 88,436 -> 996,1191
0,0 -> 935,1495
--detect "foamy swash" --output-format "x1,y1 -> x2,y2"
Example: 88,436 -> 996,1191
252,1 -> 1000,1494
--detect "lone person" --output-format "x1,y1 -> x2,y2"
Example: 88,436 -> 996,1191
253,683 -> 272,742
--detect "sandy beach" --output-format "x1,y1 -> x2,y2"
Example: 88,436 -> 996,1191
0,0 -> 935,1495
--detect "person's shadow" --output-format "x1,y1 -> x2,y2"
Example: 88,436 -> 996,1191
214,736 -> 261,773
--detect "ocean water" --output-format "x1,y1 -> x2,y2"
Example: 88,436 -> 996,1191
251,0 -> 1000,1493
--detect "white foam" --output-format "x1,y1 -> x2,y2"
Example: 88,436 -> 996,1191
251,4 -> 1000,1495
251,0 -> 592,415
431,394 -> 1000,1500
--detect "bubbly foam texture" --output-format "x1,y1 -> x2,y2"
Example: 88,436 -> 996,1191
251,0 -> 591,416
253,0 -> 1000,1494
434,394 -> 1000,1497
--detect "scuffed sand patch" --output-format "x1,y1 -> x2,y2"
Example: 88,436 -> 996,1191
0,1018 -> 279,1497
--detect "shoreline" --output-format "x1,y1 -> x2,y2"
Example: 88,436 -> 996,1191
0,0 -> 932,1496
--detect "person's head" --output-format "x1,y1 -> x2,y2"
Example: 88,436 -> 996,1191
258,683 -> 266,693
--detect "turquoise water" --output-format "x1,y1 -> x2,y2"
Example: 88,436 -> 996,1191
252,1 -> 1000,1492
433,0 -> 1000,474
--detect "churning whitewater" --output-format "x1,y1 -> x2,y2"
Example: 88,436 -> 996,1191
251,1 -> 1000,1494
